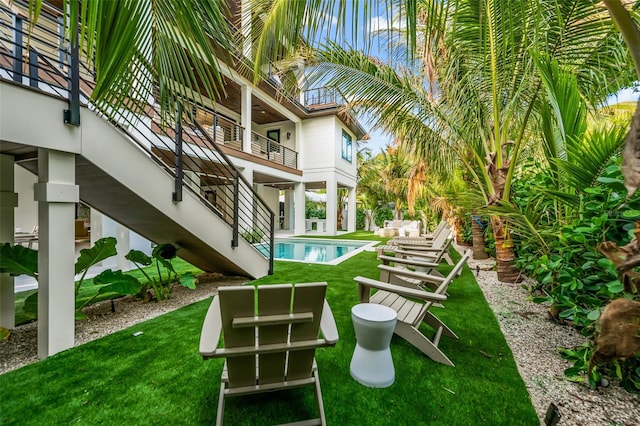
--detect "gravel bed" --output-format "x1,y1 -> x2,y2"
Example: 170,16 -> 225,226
2,257 -> 640,425
463,247 -> 640,426
0,275 -> 247,375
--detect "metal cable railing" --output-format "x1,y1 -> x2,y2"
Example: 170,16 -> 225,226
0,2 -> 275,273
303,87 -> 345,110
250,131 -> 298,169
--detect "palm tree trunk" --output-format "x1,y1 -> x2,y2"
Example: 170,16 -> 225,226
472,216 -> 489,260
490,216 -> 521,283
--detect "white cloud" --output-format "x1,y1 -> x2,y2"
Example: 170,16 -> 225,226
370,15 -> 389,32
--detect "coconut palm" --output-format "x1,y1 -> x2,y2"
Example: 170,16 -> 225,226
251,0 -> 637,282
28,0 -> 234,117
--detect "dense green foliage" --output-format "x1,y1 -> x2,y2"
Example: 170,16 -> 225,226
512,159 -> 640,391
355,207 -> 366,229
374,207 -> 393,226
305,204 -> 326,219
0,240 -> 537,424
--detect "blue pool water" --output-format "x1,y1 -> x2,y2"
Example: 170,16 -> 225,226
270,238 -> 374,264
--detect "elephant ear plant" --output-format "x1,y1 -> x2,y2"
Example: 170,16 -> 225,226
125,243 -> 197,302
0,238 -> 143,320
0,243 -> 38,339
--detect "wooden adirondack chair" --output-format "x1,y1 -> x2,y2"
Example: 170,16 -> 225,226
199,282 -> 339,426
392,231 -> 454,265
377,243 -> 467,294
354,250 -> 471,366
424,220 -> 450,240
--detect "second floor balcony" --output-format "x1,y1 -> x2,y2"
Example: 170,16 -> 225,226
192,107 -> 298,170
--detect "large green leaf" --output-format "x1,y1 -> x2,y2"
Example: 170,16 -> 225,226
125,249 -> 152,267
152,243 -> 177,260
178,272 -> 197,290
92,269 -> 142,296
0,327 -> 10,340
23,292 -> 38,318
75,237 -> 117,275
0,243 -> 38,278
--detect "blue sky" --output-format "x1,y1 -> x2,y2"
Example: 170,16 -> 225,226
325,7 -> 640,154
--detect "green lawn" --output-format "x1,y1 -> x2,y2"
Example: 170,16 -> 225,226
0,232 -> 538,425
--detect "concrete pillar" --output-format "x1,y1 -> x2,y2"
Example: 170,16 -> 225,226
284,189 -> 292,230
240,165 -> 253,186
294,182 -> 306,235
325,177 -> 337,236
348,186 -> 357,233
90,207 -> 103,246
0,154 -> 19,329
241,86 -> 252,154
116,222 -> 131,271
34,149 -> 78,358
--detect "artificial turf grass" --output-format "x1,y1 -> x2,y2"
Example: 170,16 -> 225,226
0,241 -> 539,425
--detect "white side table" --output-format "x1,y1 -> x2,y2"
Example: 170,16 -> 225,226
350,303 -> 397,388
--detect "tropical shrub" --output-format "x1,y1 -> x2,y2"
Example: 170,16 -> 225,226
374,207 -> 393,227
513,160 -> 640,391
241,229 -> 264,244
305,205 -> 326,219
355,207 -> 366,230
125,243 -> 196,301
1,238 -> 142,318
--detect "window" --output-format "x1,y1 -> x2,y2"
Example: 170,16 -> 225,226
266,129 -> 280,143
266,129 -> 281,153
341,130 -> 353,162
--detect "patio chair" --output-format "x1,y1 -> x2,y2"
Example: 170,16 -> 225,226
391,231 -> 454,265
378,247 -> 468,293
199,282 -> 339,426
354,250 -> 471,366
424,220 -> 450,240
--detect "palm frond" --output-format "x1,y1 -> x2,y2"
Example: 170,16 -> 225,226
53,0 -> 233,118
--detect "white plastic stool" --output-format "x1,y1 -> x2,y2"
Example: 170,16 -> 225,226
350,303 -> 397,388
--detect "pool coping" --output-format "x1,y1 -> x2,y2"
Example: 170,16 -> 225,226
272,238 -> 380,265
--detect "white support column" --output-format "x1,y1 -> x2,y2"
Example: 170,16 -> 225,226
116,223 -> 131,271
347,186 -> 357,233
325,177 -> 337,236
293,182 -> 306,235
284,189 -> 292,230
34,149 -> 79,358
90,207 -> 103,246
240,165 -> 253,186
241,85 -> 252,154
0,154 -> 19,329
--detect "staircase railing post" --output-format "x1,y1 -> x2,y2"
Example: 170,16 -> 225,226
213,115 -> 218,142
63,8 -> 80,126
269,212 -> 274,275
231,171 -> 239,247
28,48 -> 38,88
12,16 -> 22,83
173,104 -> 184,202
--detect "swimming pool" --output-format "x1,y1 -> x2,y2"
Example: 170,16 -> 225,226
271,238 -> 377,265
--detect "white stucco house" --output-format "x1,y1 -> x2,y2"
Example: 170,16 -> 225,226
0,0 -> 366,358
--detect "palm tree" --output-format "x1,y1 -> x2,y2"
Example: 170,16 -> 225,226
29,0 -> 234,118
250,0 -> 637,282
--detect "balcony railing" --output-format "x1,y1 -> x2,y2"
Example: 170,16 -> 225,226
250,132 -> 298,169
303,87 -> 344,110
193,107 -> 243,151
